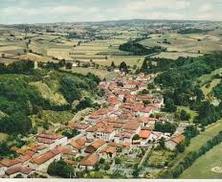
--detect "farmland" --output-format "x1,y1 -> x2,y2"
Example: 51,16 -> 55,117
1,21 -> 222,69
180,143 -> 222,179
0,20 -> 222,179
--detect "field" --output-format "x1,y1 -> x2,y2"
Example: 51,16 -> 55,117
1,23 -> 222,69
180,143 -> 222,179
140,32 -> 222,59
169,119 -> 222,169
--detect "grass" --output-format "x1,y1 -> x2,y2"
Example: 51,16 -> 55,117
147,149 -> 175,168
169,119 -> 222,169
197,67 -> 222,86
180,143 -> 222,179
177,106 -> 198,122
0,132 -> 9,142
201,79 -> 221,98
29,81 -> 67,106
31,110 -> 74,126
63,67 -> 117,80
197,67 -> 222,102
140,32 -> 222,59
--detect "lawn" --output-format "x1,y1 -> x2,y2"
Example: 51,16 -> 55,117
180,143 -> 222,179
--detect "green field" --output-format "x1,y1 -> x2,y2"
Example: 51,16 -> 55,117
180,143 -> 222,179
169,119 -> 222,169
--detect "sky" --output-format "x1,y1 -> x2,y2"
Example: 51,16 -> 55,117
0,0 -> 222,24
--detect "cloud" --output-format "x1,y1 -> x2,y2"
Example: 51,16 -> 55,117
198,3 -> 213,13
126,0 -> 190,11
0,0 -> 221,24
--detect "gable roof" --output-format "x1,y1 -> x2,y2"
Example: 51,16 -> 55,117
139,130 -> 151,139
0,159 -> 21,168
80,153 -> 99,167
70,137 -> 86,150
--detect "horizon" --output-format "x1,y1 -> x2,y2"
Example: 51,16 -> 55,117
0,0 -> 222,25
1,18 -> 222,26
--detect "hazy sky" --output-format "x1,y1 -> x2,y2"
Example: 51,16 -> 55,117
0,0 -> 222,24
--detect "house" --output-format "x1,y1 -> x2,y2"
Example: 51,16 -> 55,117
123,121 -> 141,134
5,165 -> 34,178
70,137 -> 86,153
0,159 -> 21,169
114,131 -> 134,144
96,126 -> 116,141
70,123 -> 89,132
85,126 -> 97,139
84,139 -> 106,154
79,153 -> 99,170
165,134 -> 185,151
37,133 -> 68,149
30,148 -> 61,171
139,129 -> 152,145
99,145 -> 117,158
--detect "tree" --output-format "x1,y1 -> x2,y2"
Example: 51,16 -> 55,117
180,110 -> 191,121
140,59 -> 148,73
75,97 -> 95,111
132,134 -> 140,140
110,61 -> 116,68
0,112 -> 32,134
115,157 -> 121,165
159,137 -> 165,149
62,129 -> 80,139
176,142 -> 185,153
119,61 -> 128,73
154,121 -> 177,134
47,160 -> 74,178
163,98 -> 176,112
143,100 -> 150,106
184,125 -> 199,139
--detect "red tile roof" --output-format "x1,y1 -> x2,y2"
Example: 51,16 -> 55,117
80,153 -> 99,167
171,135 -> 185,144
0,159 -> 21,168
70,137 -> 86,150
123,121 -> 140,131
139,130 -> 151,139
6,165 -> 33,175
31,150 -> 58,165
91,139 -> 106,149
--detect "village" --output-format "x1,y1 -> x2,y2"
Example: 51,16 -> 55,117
0,72 -> 186,178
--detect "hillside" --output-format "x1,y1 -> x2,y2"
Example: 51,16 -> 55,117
0,61 -> 101,136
